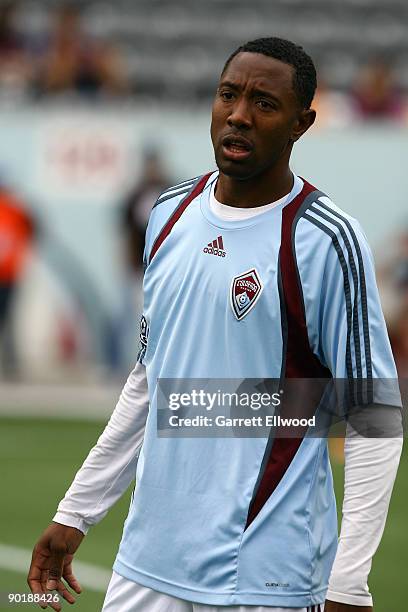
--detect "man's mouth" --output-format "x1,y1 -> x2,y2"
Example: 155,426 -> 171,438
221,134 -> 253,161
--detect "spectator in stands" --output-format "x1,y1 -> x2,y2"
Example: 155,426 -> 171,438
0,180 -> 35,378
0,1 -> 31,99
34,3 -> 126,98
351,58 -> 405,122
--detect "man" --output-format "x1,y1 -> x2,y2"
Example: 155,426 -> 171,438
28,38 -> 402,612
121,148 -> 171,272
118,148 -> 171,370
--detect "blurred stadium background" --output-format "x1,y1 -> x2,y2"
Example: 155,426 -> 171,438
0,0 -> 407,610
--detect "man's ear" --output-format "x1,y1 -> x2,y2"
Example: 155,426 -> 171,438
291,108 -> 316,142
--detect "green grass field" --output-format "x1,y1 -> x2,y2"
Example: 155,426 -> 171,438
0,417 -> 406,611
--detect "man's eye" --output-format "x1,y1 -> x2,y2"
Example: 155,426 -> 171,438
219,91 -> 234,101
256,99 -> 275,110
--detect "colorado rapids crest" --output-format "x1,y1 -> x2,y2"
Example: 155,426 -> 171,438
230,268 -> 263,320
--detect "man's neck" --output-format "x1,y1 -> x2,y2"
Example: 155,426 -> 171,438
215,166 -> 294,208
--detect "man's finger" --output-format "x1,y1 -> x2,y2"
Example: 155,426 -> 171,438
56,580 -> 76,605
40,574 -> 62,612
27,579 -> 47,610
39,571 -> 50,610
63,563 -> 82,594
45,547 -> 65,591
27,552 -> 48,609
47,592 -> 62,612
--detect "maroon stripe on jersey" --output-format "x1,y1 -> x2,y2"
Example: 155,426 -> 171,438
246,179 -> 331,528
218,235 -> 224,250
280,180 -> 327,377
149,173 -> 212,263
212,239 -> 218,248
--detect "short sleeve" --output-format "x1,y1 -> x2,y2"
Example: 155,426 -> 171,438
295,198 -> 401,409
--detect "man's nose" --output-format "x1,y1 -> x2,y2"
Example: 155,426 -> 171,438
227,98 -> 252,130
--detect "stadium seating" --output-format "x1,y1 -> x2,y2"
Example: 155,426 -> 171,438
15,0 -> 408,99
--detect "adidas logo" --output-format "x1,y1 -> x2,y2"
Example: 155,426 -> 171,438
203,235 -> 226,257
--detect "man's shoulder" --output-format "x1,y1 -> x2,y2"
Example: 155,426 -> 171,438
152,175 -> 203,211
144,173 -> 212,265
295,182 -> 364,246
293,182 -> 372,280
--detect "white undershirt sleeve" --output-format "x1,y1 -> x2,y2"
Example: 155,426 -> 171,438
327,408 -> 403,607
53,361 -> 149,535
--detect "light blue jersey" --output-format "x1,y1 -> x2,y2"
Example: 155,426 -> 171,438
113,172 -> 398,607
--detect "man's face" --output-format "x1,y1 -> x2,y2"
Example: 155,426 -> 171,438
211,52 -> 312,180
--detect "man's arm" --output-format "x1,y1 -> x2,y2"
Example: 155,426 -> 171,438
53,361 -> 148,532
295,204 -> 403,609
28,361 -> 149,611
326,415 -> 403,610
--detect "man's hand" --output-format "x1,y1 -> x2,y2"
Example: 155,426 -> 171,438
325,601 -> 373,611
27,523 -> 84,611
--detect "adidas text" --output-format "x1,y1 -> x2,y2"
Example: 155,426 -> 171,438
203,246 -> 226,257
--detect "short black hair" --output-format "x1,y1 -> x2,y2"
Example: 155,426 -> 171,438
222,37 -> 317,109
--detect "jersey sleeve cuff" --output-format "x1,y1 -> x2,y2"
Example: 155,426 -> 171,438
52,512 -> 91,535
326,589 -> 373,607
